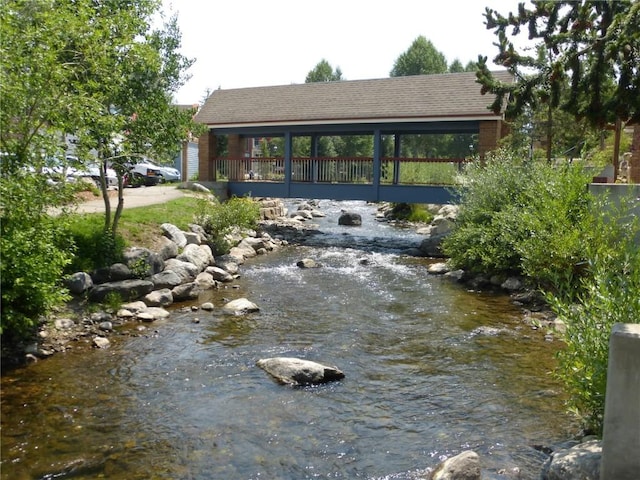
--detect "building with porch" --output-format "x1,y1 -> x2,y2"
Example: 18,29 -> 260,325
194,71 -> 513,203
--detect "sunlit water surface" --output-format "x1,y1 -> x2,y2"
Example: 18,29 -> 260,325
1,200 -> 574,479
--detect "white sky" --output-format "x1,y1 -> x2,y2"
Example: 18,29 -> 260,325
161,0 -> 527,104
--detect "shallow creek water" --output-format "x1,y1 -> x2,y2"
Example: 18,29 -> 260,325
1,200 -> 574,479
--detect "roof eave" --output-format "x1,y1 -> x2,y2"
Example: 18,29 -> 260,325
204,114 -> 505,130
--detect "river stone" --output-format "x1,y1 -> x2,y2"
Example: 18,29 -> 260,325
93,336 -> 110,349
171,282 -> 199,301
427,262 -> 449,274
430,450 -> 481,480
164,259 -> 199,283
540,440 -> 601,480
120,301 -> 148,313
88,279 -> 154,302
123,247 -> 164,277
206,266 -> 234,282
151,270 -> 183,289
66,272 -> 93,295
156,235 -> 179,260
177,243 -> 212,272
161,223 -> 187,248
222,297 -> 259,314
143,288 -> 173,307
296,258 -> 321,269
338,212 -> 362,226
501,276 -> 523,291
136,307 -> 171,322
214,255 -> 240,275
256,357 -> 345,386
54,318 -> 75,329
195,272 -> 217,290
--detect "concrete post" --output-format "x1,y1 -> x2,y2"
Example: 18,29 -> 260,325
600,323 -> 640,480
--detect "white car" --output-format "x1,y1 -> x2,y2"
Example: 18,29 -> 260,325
76,164 -> 118,188
128,160 -> 180,185
143,160 -> 181,182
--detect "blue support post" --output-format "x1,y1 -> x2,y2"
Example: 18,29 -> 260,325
373,129 -> 381,201
284,131 -> 292,197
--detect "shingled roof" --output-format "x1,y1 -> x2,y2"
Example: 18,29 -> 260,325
195,71 -> 513,128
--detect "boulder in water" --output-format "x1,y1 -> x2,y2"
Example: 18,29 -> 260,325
256,357 -> 345,386
338,212 -> 362,226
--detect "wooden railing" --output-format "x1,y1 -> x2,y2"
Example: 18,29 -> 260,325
214,156 -> 468,185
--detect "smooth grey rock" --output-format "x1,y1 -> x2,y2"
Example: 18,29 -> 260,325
54,318 -> 75,329
123,247 -> 163,277
93,336 -> 110,348
163,259 -> 199,283
151,270 -> 183,289
214,255 -> 240,275
88,279 -> 154,302
156,235 -> 179,260
501,276 -> 523,291
541,440 -> 601,480
296,258 -> 321,269
222,297 -> 259,314
206,266 -> 234,282
136,307 -> 171,322
431,450 -> 481,480
201,302 -> 215,311
419,233 -> 448,258
161,223 -> 187,248
66,272 -> 93,295
177,243 -> 212,272
143,288 -> 173,307
195,272 -> 217,290
171,282 -> 199,301
338,212 -> 362,226
427,262 -> 450,274
256,357 -> 345,386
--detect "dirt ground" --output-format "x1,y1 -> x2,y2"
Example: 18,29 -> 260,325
74,185 -> 185,213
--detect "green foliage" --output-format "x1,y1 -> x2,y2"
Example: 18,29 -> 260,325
547,231 -> 640,436
390,36 -> 447,77
0,174 -> 74,340
65,216 -> 125,272
442,149 -> 595,288
389,203 -> 434,223
196,196 -> 261,255
479,1 -> 639,127
305,59 -> 343,83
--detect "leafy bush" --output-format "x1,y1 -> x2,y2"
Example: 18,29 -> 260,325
196,196 -> 261,255
1,175 -> 74,340
442,149 -> 595,289
65,217 -> 125,273
389,203 -> 434,223
546,229 -> 640,435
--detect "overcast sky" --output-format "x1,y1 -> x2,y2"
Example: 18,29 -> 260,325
161,0 -> 528,104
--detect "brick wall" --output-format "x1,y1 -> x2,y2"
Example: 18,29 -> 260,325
478,120 -> 505,159
197,130 -> 217,181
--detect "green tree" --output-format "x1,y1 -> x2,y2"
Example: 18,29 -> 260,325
0,0 -> 197,340
305,59 -> 343,83
390,36 -> 447,77
477,1 -> 640,161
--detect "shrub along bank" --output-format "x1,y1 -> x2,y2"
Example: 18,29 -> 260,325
443,148 -> 640,436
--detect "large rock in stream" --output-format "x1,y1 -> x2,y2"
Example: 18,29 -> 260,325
256,357 -> 345,386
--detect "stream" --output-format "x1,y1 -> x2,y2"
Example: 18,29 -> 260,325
0,200 -> 574,479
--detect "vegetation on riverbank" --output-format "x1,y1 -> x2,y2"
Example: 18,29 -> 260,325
443,148 -> 640,435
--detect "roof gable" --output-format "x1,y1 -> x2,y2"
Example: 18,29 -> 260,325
195,71 -> 513,128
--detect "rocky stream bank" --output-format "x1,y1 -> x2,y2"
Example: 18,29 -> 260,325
4,196 -> 602,479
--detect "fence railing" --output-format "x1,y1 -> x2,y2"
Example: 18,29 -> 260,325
214,157 -> 468,185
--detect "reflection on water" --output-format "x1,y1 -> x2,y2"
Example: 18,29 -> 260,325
1,201 -> 573,479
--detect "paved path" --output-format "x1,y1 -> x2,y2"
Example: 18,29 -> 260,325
74,185 -> 186,214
